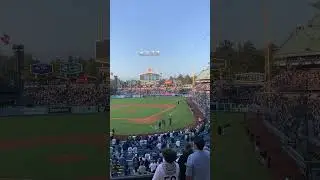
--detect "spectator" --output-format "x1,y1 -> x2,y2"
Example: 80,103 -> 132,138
186,136 -> 210,180
149,160 -> 158,173
152,148 -> 180,180
178,143 -> 193,180
137,161 -> 147,174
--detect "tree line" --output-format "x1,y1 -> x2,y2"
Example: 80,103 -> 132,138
211,40 -> 278,75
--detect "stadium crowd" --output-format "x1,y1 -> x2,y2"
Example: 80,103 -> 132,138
270,69 -> 320,91
190,83 -> 210,120
117,87 -> 186,97
251,68 -> 320,140
214,68 -> 320,141
23,84 -> 109,106
110,123 -> 210,177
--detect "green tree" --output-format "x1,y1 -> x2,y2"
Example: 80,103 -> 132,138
183,74 -> 193,84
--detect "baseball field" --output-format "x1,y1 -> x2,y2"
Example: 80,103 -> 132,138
0,113 -> 108,180
110,96 -> 195,136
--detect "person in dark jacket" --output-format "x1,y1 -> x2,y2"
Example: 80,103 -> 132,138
178,143 -> 193,180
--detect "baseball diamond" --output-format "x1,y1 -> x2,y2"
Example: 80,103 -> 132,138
110,96 -> 194,136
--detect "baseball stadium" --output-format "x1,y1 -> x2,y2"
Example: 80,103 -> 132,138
109,0 -> 210,178
109,66 -> 210,178
110,67 -> 210,136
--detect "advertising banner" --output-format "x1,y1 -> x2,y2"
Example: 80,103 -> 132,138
31,63 -> 53,75
59,63 -> 83,75
48,106 -> 71,114
0,107 -> 22,117
111,95 -> 125,99
22,107 -> 47,115
72,106 -> 98,114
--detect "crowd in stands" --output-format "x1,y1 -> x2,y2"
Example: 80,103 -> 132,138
23,83 -> 109,106
110,123 -> 210,178
190,83 -> 210,120
250,68 -> 320,141
213,68 -> 320,141
116,87 -> 189,97
270,70 -> 320,91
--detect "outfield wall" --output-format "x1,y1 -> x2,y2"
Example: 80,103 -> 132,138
0,105 -> 106,117
111,94 -> 190,99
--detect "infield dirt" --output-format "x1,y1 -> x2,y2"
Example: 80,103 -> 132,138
111,103 -> 176,124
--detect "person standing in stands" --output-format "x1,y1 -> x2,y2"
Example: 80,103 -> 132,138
178,143 -> 193,180
186,136 -> 210,180
152,148 -> 179,180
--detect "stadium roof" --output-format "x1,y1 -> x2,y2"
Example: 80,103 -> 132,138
275,3 -> 320,58
196,67 -> 210,81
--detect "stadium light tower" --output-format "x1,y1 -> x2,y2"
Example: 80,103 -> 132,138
12,44 -> 24,96
95,0 -> 110,84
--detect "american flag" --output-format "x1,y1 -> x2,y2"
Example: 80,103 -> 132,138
0,33 -> 10,45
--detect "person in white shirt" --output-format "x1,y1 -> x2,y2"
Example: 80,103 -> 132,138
128,147 -> 133,154
149,160 -> 158,173
133,147 -> 138,154
157,142 -> 162,150
137,161 -> 147,174
140,140 -> 144,146
152,148 -> 180,180
112,138 -> 116,145
145,153 -> 151,161
170,132 -> 173,138
175,140 -> 180,148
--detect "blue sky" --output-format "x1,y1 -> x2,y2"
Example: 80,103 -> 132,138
110,0 -> 210,80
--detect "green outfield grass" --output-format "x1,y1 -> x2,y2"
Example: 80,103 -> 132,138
212,112 -> 272,180
0,113 -> 107,180
110,96 -> 195,135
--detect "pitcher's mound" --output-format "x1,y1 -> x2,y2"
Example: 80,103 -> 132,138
48,154 -> 88,164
